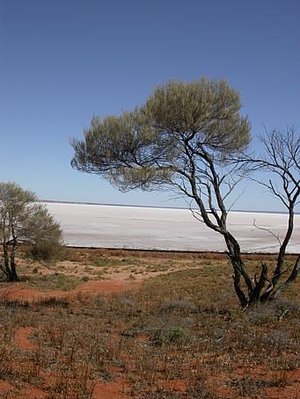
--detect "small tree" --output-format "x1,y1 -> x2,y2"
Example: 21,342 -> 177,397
71,78 -> 298,307
0,182 -> 63,281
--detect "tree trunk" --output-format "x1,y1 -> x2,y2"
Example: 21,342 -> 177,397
8,260 -> 19,282
224,233 -> 253,308
9,241 -> 19,282
1,245 -> 11,280
224,234 -> 271,308
1,244 -> 19,282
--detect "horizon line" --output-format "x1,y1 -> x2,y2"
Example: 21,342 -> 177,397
39,199 -> 296,215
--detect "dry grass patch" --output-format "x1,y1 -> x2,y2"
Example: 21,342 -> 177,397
0,249 -> 299,398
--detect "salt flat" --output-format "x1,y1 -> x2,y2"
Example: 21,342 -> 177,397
45,202 -> 300,253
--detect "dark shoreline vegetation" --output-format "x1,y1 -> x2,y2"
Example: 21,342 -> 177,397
66,246 -> 300,257
0,247 -> 299,398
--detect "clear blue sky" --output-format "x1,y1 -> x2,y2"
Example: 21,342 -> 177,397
1,0 -> 299,211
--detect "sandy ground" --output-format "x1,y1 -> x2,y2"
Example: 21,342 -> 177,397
45,202 -> 300,253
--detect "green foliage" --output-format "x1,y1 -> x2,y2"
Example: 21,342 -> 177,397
71,78 -> 250,192
0,182 -> 63,281
28,239 -> 63,262
0,182 -> 36,240
152,326 -> 188,345
144,79 -> 250,153
0,182 -> 62,247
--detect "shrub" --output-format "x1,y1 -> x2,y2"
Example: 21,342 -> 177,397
152,326 -> 188,345
159,299 -> 198,314
28,240 -> 64,262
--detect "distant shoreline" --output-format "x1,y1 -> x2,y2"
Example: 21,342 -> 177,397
40,199 -> 296,215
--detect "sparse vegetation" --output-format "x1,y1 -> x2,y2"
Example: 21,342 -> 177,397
0,248 -> 299,398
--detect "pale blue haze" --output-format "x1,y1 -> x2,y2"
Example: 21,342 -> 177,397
0,0 -> 299,211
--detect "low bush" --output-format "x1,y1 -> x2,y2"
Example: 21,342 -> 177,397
28,240 -> 64,262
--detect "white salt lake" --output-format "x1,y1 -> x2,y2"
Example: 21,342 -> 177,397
45,202 -> 300,253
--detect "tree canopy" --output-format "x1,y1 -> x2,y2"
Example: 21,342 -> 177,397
72,79 -> 250,195
0,182 -> 63,281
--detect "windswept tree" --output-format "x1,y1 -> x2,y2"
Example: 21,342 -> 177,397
71,78 -> 298,307
0,182 -> 63,281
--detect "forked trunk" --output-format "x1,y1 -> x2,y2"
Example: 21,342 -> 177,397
224,233 -> 272,308
1,244 -> 19,282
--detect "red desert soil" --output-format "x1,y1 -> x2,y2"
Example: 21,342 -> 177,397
0,277 -> 139,399
1,250 -> 299,399
92,379 -> 130,399
0,279 -> 139,302
15,326 -> 37,351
